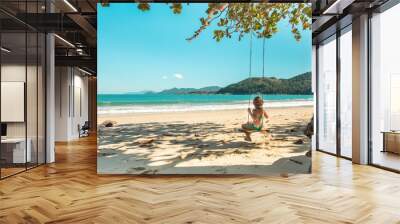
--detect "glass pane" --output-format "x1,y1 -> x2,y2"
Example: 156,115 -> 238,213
1,31 -> 27,177
38,33 -> 45,165
27,31 -> 38,169
317,36 -> 337,154
371,4 -> 400,171
340,29 -> 352,158
26,0 -> 38,169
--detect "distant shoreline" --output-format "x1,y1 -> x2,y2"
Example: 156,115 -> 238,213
98,93 -> 314,96
98,105 -> 314,117
98,100 -> 314,116
98,93 -> 313,115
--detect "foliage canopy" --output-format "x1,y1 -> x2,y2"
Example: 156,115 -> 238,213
100,2 -> 312,42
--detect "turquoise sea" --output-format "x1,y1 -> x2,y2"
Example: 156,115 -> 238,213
98,94 -> 313,114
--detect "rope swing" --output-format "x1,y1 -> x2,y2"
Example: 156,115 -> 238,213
247,32 -> 253,123
247,32 -> 267,123
262,37 -> 266,80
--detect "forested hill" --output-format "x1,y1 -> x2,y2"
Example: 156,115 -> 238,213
159,86 -> 221,94
217,72 -> 312,95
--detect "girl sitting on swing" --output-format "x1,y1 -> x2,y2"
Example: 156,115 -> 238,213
242,96 -> 269,142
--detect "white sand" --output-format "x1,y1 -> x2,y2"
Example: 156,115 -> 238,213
97,106 -> 313,175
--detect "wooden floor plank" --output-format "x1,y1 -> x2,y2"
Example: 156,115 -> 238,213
0,135 -> 399,223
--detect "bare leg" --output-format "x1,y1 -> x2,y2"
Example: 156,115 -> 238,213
262,130 -> 270,144
241,124 -> 252,141
244,132 -> 252,142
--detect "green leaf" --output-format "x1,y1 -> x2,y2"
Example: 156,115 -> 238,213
137,3 -> 150,11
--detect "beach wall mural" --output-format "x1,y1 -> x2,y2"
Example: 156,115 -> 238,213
97,3 -> 313,175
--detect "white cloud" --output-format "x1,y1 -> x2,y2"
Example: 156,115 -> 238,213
174,73 -> 183,79
162,75 -> 168,80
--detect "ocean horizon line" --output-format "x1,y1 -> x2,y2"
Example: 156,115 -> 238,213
98,98 -> 314,115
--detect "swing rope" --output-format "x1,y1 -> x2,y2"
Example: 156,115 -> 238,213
258,37 -> 266,99
262,37 -> 265,79
247,32 -> 253,123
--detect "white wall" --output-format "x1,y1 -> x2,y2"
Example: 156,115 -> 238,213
1,65 -> 26,138
1,63 -> 46,164
55,67 -> 89,141
72,73 -> 89,138
1,65 -> 42,138
1,82 -> 25,122
55,67 -> 69,141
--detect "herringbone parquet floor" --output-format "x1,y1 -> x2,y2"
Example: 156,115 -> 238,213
1,136 -> 400,224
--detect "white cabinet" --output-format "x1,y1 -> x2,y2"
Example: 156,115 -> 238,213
1,138 -> 32,163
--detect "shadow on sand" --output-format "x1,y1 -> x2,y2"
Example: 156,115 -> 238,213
98,121 -> 311,175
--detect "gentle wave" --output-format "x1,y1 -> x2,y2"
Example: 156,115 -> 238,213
98,99 -> 314,115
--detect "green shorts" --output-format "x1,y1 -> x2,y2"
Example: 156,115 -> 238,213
243,123 -> 263,131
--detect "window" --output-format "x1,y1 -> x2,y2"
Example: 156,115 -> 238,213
339,27 -> 352,158
0,1 -> 46,179
317,35 -> 337,154
370,3 -> 400,171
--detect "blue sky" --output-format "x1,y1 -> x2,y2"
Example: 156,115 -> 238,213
98,3 -> 311,93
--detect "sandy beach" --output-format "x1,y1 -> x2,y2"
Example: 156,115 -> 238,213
97,106 -> 313,175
